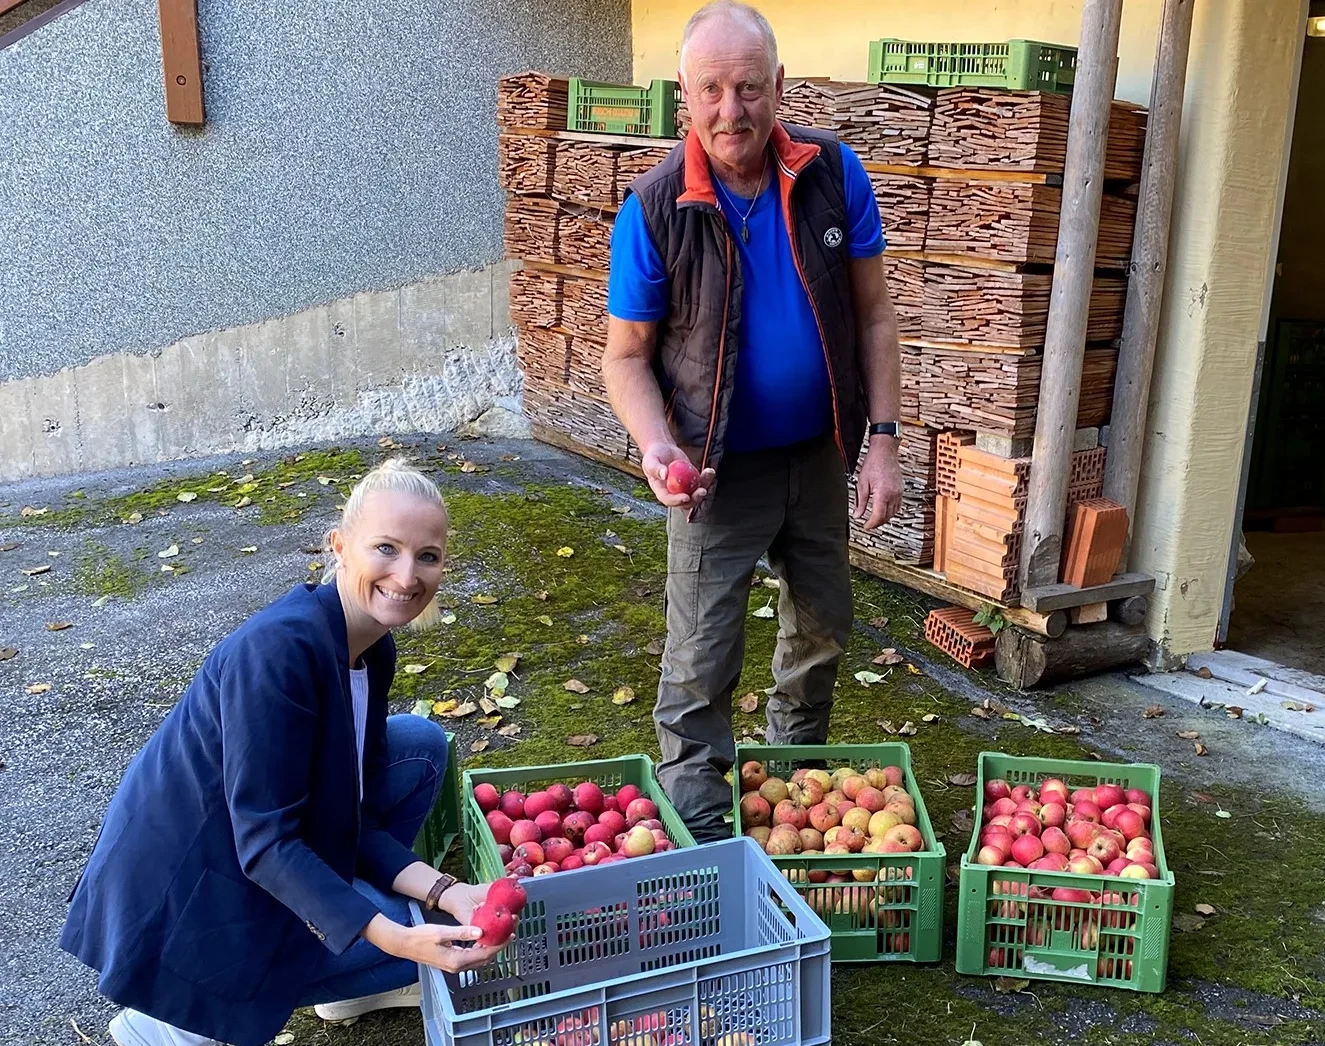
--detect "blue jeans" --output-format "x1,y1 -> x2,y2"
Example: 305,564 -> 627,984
296,713 -> 448,1006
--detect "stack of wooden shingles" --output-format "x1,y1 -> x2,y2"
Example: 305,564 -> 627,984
904,90 -> 1145,436
498,72 -> 672,467
779,79 -> 934,337
848,425 -> 938,565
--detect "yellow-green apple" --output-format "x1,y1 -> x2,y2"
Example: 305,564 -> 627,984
759,778 -> 790,806
869,810 -> 904,838
799,827 -> 824,852
824,842 -> 851,855
1119,863 -> 1152,880
745,825 -> 771,848
853,866 -> 877,883
842,807 -> 873,835
804,769 -> 833,792
863,837 -> 889,855
830,767 -> 858,791
864,768 -> 890,790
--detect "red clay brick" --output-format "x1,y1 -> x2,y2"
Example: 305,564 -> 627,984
1061,498 -> 1129,588
925,606 -> 996,669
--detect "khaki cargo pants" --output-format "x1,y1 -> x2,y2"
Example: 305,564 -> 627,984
655,433 -> 854,842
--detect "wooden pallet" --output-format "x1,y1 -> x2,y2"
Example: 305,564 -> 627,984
928,89 -> 1147,182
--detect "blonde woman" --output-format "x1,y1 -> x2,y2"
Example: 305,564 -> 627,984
61,458 -> 505,1046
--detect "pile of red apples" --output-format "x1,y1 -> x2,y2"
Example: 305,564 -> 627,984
477,780 -> 673,877
975,776 -> 1160,880
737,761 -> 926,857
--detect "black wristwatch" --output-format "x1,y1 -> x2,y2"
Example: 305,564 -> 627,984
869,421 -> 902,439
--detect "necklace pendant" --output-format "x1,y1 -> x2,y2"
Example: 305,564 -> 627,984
740,223 -> 749,243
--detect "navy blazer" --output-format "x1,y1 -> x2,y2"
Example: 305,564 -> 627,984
60,580 -> 420,1046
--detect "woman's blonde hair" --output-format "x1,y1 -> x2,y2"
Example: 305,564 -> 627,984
321,456 -> 447,583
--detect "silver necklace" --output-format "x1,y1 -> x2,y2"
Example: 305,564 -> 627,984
716,155 -> 768,243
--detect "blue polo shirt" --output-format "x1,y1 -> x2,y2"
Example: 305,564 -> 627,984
607,142 -> 884,452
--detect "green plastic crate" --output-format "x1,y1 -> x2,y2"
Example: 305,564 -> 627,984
730,742 -> 946,963
567,77 -> 679,137
868,38 -> 1078,92
413,731 -> 463,869
955,752 -> 1174,993
461,754 -> 696,882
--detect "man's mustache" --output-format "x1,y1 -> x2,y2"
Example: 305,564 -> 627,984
711,120 -> 753,133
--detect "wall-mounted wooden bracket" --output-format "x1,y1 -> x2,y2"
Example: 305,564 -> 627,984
158,0 -> 204,125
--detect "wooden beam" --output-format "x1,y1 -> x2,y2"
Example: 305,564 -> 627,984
1019,572 -> 1156,612
996,620 -> 1152,688
157,0 -> 204,125
1102,0 -> 1196,559
862,162 -> 1064,187
899,337 -> 1035,357
1019,0 -> 1125,590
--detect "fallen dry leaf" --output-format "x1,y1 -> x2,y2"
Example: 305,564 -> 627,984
1195,666 -> 1213,680
20,506 -> 48,517
234,496 -> 253,509
495,695 -> 521,709
0,648 -> 16,661
556,546 -> 575,558
646,639 -> 666,656
1176,730 -> 1201,740
536,615 -> 554,627
440,612 -> 457,625
1225,705 -> 1244,719
751,603 -> 775,619
1056,725 -> 1082,736
898,721 -> 918,736
444,701 -> 478,718
21,565 -> 51,577
870,616 -> 890,629
410,699 -> 433,718
563,679 -> 591,694
970,705 -> 991,720
0,543 -> 19,552
1143,705 -> 1165,719
949,772 -> 978,787
612,686 -> 636,706
610,504 -> 630,515
26,683 -> 51,694
239,546 -> 258,554
854,670 -> 885,686
478,715 -> 502,728
273,1034 -> 295,1046
470,739 -> 490,754
176,492 -> 198,503
566,734 -> 599,748
739,692 -> 760,714
498,723 -> 522,737
536,590 -> 549,601
1193,742 -> 1209,756
1172,912 -> 1206,933
994,977 -> 1030,994
905,664 -> 923,676
45,622 -> 73,632
191,537 -> 205,545
1195,903 -> 1217,917
877,719 -> 898,735
432,699 -> 457,716
1281,700 -> 1316,713
922,713 -> 940,723
317,476 -> 335,486
576,634 -> 590,645
460,461 -> 478,474
613,544 -> 630,555
494,653 -> 520,674
124,511 -> 144,524
471,594 -> 499,605
873,648 -> 905,666
479,696 -> 498,715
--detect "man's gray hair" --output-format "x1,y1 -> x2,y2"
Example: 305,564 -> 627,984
679,1 -> 779,81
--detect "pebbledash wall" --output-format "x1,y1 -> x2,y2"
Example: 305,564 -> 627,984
632,0 -> 1306,660
0,0 -> 631,479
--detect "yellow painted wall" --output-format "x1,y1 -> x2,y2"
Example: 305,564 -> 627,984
632,1 -> 1162,104
633,0 -> 1306,658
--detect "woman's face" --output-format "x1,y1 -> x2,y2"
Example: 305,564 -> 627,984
332,490 -> 448,631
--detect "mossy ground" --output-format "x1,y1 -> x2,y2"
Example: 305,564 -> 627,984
280,459 -> 1323,1046
10,438 -> 1321,1045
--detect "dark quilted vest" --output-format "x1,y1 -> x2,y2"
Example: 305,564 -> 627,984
625,122 -> 866,518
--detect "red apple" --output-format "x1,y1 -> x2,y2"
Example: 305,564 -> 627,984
583,823 -> 616,848
1105,857 -> 1131,876
497,844 -> 514,865
1074,800 -> 1102,823
474,782 -> 501,813
855,786 -> 888,813
977,844 -> 1005,866
581,841 -> 611,865
1127,802 -> 1153,826
560,854 -> 585,871
1039,802 -> 1067,829
543,837 -> 575,864
1125,788 -> 1151,807
1041,827 -> 1071,856
990,814 -> 1013,829
808,803 -> 840,833
616,784 -> 643,811
1094,783 -> 1126,810
1011,834 -> 1044,866
773,800 -> 808,831
1067,820 -> 1100,849
1114,809 -> 1146,842
546,783 -> 574,813
984,778 -> 1012,802
602,796 -> 620,814
597,810 -> 628,837
981,828 -> 1014,857
1051,887 -> 1093,903
524,791 -> 556,820
1088,835 -> 1121,864
1071,787 -> 1096,806
1101,804 -> 1126,830
532,862 -> 559,875
990,797 -> 1019,820
1039,778 -> 1069,804
572,781 -> 604,816
626,797 -> 659,826
1010,813 -> 1042,839
1011,785 -> 1035,803
534,811 -> 563,838
513,841 -> 545,867
486,811 -> 515,846
562,810 -> 595,845
1015,799 -> 1043,818
739,793 -> 772,828
499,791 -> 527,821
665,458 -> 700,495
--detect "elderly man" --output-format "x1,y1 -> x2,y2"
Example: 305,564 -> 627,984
602,0 -> 903,842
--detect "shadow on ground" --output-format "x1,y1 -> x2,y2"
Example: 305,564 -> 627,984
1,434 -> 1323,1046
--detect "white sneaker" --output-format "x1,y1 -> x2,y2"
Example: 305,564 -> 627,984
314,982 -> 421,1021
109,1009 -> 223,1046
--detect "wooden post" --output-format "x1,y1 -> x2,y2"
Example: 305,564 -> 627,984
158,0 -> 205,125
1019,0 -> 1125,590
1102,0 -> 1196,553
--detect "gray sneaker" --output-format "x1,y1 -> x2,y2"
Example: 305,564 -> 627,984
313,982 -> 421,1021
108,1009 -> 224,1046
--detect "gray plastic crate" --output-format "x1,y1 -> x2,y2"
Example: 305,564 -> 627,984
412,837 -> 832,1046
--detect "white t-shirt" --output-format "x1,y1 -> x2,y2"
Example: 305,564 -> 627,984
349,666 -> 369,801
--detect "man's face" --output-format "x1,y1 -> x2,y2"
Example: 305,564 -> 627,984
680,26 -> 782,174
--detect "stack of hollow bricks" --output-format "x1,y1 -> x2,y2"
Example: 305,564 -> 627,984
936,441 -> 1107,603
924,606 -> 996,669
498,72 -> 1141,598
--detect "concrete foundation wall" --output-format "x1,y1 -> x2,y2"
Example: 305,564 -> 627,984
0,262 -> 524,482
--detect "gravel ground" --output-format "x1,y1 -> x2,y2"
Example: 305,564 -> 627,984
2,434 -> 1324,1046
